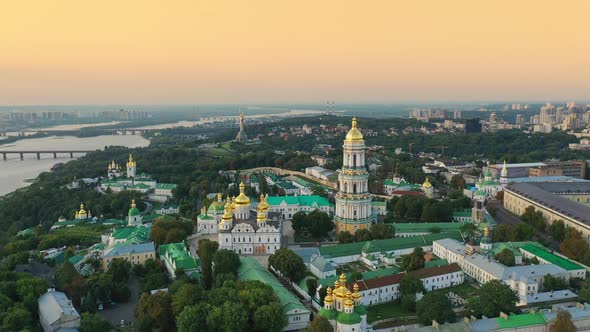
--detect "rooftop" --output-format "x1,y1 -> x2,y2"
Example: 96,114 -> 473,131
505,182 -> 590,225
104,242 -> 155,258
319,232 -> 463,258
156,183 -> 177,189
238,257 -> 310,315
520,244 -> 584,271
267,195 -> 333,208
495,312 -> 546,329
159,242 -> 199,270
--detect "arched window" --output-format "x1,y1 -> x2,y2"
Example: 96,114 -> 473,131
353,154 -> 357,167
353,183 -> 357,193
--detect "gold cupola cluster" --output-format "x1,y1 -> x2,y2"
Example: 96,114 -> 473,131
108,160 -> 121,170
126,154 -> 136,167
345,116 -> 364,142
257,194 -> 270,212
75,203 -> 90,219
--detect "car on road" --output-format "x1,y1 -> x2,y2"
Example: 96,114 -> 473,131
98,303 -> 104,311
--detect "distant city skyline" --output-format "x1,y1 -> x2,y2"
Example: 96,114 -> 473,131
2,0 -> 589,104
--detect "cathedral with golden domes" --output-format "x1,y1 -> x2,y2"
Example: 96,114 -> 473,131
319,273 -> 369,332
197,182 -> 282,255
334,117 -> 376,234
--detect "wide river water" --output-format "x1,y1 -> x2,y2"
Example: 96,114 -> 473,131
0,135 -> 149,196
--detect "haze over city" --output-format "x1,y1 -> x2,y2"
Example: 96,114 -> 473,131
2,0 -> 590,105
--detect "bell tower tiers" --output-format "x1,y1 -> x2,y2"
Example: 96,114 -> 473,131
335,117 -> 374,234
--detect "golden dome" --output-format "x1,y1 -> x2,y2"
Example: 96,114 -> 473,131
257,211 -> 267,223
345,116 -> 364,142
333,273 -> 349,299
423,177 -> 432,188
344,290 -> 355,308
324,287 -> 334,304
352,283 -> 361,301
257,194 -> 270,212
334,280 -> 340,289
222,204 -> 234,222
126,154 -> 136,167
234,182 -> 251,206
78,203 -> 86,214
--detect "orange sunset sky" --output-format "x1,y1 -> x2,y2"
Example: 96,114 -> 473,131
1,0 -> 590,104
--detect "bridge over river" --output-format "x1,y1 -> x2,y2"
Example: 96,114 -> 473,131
0,150 -> 96,160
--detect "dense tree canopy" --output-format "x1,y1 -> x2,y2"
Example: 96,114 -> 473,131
269,248 -> 306,282
416,292 -> 455,325
467,280 -> 519,318
495,249 -> 516,267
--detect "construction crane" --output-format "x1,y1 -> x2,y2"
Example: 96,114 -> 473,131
434,145 -> 448,155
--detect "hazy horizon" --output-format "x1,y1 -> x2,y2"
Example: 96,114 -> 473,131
3,0 -> 589,104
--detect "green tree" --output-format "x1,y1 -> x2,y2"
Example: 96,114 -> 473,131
399,274 -> 425,312
268,248 -> 306,282
416,292 -> 455,325
291,212 -> 307,235
467,280 -> 519,318
354,229 -> 372,242
306,278 -> 318,297
543,274 -> 569,292
495,248 -> 516,267
549,220 -> 567,242
2,305 -> 33,332
460,223 -> 478,240
80,312 -> 112,332
136,291 -> 176,332
254,303 -> 288,332
401,247 -> 425,272
337,231 -> 355,244
108,257 -> 132,283
550,310 -> 576,332
207,302 -> 249,332
176,303 -> 211,332
369,223 -> 395,239
198,239 -> 219,289
213,249 -> 241,277
450,174 -> 466,190
308,316 -> 333,332
306,210 -> 334,239
172,283 -> 204,316
521,206 -> 546,232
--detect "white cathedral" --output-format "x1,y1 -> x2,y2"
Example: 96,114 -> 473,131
197,182 -> 282,255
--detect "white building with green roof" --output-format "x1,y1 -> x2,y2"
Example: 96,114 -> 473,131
238,257 -> 311,331
267,195 -> 334,220
159,242 -> 200,279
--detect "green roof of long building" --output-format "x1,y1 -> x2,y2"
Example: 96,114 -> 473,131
159,242 -> 199,270
267,195 -> 333,207
238,257 -> 310,315
495,312 -> 546,329
520,243 -> 584,271
318,232 -> 463,258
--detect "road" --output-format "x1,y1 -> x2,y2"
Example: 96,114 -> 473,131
98,275 -> 140,328
487,200 -> 560,250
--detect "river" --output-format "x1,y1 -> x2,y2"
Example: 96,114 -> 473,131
0,135 -> 149,196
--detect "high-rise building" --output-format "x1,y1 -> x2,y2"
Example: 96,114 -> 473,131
465,118 -> 482,133
334,117 -> 374,234
515,114 -> 524,126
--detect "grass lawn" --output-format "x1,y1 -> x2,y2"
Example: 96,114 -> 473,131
338,261 -> 371,274
367,301 -> 411,323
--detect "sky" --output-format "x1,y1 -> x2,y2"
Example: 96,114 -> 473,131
1,0 -> 590,105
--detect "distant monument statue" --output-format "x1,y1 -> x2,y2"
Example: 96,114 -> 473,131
235,112 -> 248,142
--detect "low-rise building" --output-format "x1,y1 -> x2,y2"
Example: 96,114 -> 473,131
159,242 -> 200,279
38,289 -> 81,332
239,257 -> 311,331
267,195 -> 334,220
102,242 -> 156,270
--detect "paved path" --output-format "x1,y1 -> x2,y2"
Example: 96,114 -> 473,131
98,275 -> 140,328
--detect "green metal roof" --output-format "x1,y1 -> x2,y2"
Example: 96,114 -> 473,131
17,227 -> 35,237
520,244 -> 584,271
159,242 -> 199,270
276,181 -> 298,190
393,222 -> 464,233
337,312 -> 362,324
425,259 -> 449,268
128,207 -> 141,216
156,183 -> 177,189
68,255 -> 84,265
318,232 -> 463,258
267,195 -> 333,207
238,257 -> 310,315
318,308 -> 338,320
112,225 -> 151,243
495,312 -> 546,329
319,266 -> 402,287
